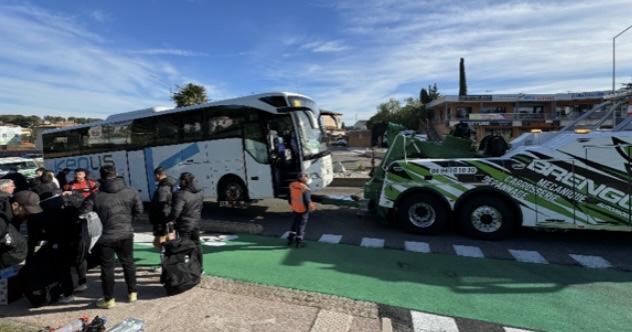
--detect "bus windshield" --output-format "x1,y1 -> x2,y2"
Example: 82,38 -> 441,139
295,109 -> 327,159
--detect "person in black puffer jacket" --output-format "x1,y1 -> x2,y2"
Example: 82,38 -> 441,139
31,172 -> 60,200
81,165 -> 143,309
169,172 -> 203,268
149,167 -> 176,237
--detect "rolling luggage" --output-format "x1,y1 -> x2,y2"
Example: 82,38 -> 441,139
160,238 -> 201,295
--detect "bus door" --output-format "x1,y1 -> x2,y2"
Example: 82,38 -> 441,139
530,158 -> 577,228
583,144 -> 631,228
265,115 -> 301,197
127,149 -> 150,201
243,122 -> 274,199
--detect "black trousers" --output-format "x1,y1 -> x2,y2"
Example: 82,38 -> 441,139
291,212 -> 309,240
74,260 -> 87,285
178,228 -> 203,270
96,236 -> 136,300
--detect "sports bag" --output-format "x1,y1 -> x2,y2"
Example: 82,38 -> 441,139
160,238 -> 201,295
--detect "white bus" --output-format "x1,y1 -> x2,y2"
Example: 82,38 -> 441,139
41,92 -> 334,202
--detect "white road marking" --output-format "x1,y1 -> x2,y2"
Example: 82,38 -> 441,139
508,249 -> 548,264
453,245 -> 485,258
504,327 -> 535,332
319,234 -> 343,244
404,241 -> 431,253
570,254 -> 612,269
133,233 -> 154,243
280,232 -> 290,239
360,237 -> 385,248
411,311 -> 459,332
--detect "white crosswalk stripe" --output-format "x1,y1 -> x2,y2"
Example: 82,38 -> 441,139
360,237 -> 385,248
453,245 -> 485,258
569,254 -> 612,269
319,234 -> 343,244
404,241 -> 431,253
508,249 -> 548,264
411,311 -> 459,332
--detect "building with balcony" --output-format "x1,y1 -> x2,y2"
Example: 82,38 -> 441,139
427,91 -> 607,142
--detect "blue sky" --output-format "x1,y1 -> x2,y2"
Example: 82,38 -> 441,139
1,0 -> 632,124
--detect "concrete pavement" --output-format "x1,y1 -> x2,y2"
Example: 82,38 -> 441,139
1,268 -> 381,331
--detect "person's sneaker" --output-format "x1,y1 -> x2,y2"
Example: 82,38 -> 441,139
296,240 -> 306,248
58,295 -> 75,304
73,283 -> 88,293
96,298 -> 116,309
128,292 -> 138,303
287,233 -> 295,246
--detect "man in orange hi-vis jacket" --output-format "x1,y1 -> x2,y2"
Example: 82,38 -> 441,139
287,172 -> 315,248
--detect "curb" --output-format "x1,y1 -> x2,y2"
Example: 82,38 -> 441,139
199,219 -> 263,235
330,178 -> 369,187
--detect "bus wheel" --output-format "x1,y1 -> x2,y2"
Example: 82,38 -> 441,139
457,195 -> 515,240
396,193 -> 448,234
218,176 -> 247,202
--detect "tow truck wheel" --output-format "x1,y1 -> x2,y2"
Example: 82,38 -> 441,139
457,195 -> 515,240
396,193 -> 448,234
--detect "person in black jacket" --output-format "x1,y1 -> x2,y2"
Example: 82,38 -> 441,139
149,167 -> 175,238
82,165 -> 143,309
31,172 -> 60,200
169,172 -> 203,268
1,169 -> 29,192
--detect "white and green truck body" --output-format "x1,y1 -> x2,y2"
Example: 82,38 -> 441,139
366,94 -> 632,239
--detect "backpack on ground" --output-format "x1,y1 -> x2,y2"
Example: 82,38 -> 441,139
160,238 -> 201,296
19,242 -> 64,307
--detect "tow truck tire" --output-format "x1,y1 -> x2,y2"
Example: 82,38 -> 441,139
396,193 -> 448,235
457,195 -> 515,240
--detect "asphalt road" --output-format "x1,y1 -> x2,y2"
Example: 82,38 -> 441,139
200,186 -> 632,272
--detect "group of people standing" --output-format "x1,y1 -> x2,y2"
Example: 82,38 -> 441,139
0,163 -> 204,309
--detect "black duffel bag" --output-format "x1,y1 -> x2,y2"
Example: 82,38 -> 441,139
160,238 -> 201,296
19,242 -> 64,307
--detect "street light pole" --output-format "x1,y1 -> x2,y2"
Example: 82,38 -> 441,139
612,24 -> 632,93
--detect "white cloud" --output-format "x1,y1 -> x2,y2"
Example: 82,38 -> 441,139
128,48 -> 208,57
0,4 -> 226,118
89,10 -> 110,23
269,0 -> 632,123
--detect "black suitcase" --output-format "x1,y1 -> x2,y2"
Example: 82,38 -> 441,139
160,238 -> 201,296
20,242 -> 64,307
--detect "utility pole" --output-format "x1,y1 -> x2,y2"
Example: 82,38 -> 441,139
613,24 -> 632,93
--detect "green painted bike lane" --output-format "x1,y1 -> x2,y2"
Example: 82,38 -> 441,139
133,236 -> 632,332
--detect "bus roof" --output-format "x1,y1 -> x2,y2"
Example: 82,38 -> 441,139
42,91 -> 313,135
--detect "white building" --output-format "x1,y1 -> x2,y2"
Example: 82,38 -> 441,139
0,125 -> 23,146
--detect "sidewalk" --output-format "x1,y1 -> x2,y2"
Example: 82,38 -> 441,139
1,268 -> 381,331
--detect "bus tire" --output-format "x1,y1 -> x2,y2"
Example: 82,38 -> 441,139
457,195 -> 515,240
218,176 -> 247,202
396,192 -> 448,235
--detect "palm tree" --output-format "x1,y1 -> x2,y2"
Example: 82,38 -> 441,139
171,83 -> 208,107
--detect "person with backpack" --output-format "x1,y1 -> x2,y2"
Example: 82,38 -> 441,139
149,167 -> 176,241
169,172 -> 203,268
1,191 -> 39,269
81,165 -> 143,309
25,190 -> 84,304
64,168 -> 98,199
286,172 -> 316,248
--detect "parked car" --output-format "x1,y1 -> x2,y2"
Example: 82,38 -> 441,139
331,138 -> 348,147
0,157 -> 39,178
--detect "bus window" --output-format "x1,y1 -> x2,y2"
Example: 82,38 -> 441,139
155,114 -> 180,146
131,117 -> 156,148
205,107 -> 244,139
244,122 -> 269,164
182,111 -> 204,142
